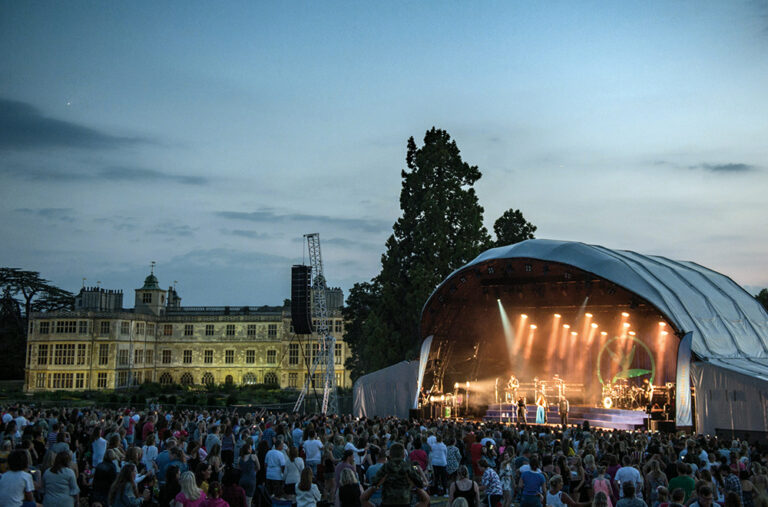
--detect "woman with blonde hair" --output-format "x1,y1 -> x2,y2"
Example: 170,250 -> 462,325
338,467 -> 363,507
175,470 -> 208,507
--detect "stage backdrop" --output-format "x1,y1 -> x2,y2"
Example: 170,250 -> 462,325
353,360 -> 420,419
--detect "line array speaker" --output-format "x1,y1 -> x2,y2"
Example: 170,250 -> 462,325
291,265 -> 313,334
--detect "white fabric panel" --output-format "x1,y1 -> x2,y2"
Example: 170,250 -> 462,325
353,360 -> 420,419
414,335 -> 434,409
432,239 -> 768,371
691,361 -> 768,436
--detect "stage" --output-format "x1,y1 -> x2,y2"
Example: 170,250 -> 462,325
483,403 -> 648,430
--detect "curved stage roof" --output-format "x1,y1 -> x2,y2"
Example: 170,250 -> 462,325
421,239 -> 768,380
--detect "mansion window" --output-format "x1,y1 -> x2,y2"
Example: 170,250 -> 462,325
335,372 -> 342,386
180,373 -> 193,385
335,343 -> 342,365
36,373 -> 46,389
247,324 -> 257,337
97,372 -> 108,388
246,350 -> 255,364
39,321 -> 50,334
205,324 -> 214,336
117,349 -> 129,366
147,323 -> 155,336
334,320 -> 343,333
143,293 -> 152,303
54,344 -> 75,365
204,350 -> 213,364
183,350 -> 192,364
268,324 -> 278,338
243,372 -> 257,385
57,320 -> 77,334
75,373 -> 86,389
226,324 -> 235,336
100,321 -> 110,335
184,324 -> 194,336
98,344 -> 109,365
79,321 -> 89,334
225,350 -> 234,364
289,343 -> 299,365
136,322 -> 145,335
134,349 -> 143,364
37,344 -> 48,365
164,324 -> 173,336
202,372 -> 214,385
159,373 -> 173,385
266,350 -> 276,364
162,350 -> 172,364
145,350 -> 153,364
121,322 -> 130,335
117,371 -> 129,387
264,372 -> 278,385
288,372 -> 298,388
51,372 -> 73,389
77,344 -> 87,365
133,372 -> 142,385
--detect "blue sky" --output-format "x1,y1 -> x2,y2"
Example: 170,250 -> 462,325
1,1 -> 767,305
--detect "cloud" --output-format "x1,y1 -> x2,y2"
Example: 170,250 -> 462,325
691,163 -> 757,173
0,164 -> 207,185
221,229 -> 280,240
148,222 -> 197,237
0,97 -> 147,151
215,208 -> 391,233
14,207 -> 76,222
98,166 -> 207,185
93,216 -> 139,232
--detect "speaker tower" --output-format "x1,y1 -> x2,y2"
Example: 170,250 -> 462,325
291,265 -> 313,334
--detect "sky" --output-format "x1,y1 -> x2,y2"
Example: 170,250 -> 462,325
1,1 -> 767,306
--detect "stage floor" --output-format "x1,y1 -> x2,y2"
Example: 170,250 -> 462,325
483,403 -> 647,430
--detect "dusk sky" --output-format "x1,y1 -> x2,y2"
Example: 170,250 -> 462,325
2,1 -> 767,306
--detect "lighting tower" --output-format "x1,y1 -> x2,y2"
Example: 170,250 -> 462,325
292,233 -> 338,415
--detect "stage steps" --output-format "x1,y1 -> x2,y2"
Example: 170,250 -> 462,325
483,403 -> 647,430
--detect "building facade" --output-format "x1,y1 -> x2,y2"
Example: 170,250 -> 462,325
24,271 -> 350,392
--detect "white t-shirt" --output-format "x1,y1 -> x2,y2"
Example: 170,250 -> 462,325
614,466 -> 643,498
265,448 -> 287,480
0,470 -> 35,507
303,439 -> 324,464
142,444 -> 159,470
430,442 -> 448,466
92,437 -> 107,468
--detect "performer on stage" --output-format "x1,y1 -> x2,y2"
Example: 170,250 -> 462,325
535,389 -> 548,424
558,397 -> 569,428
516,397 -> 527,425
506,374 -> 519,403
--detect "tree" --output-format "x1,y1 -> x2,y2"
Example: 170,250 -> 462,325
756,289 -> 768,312
493,208 -> 536,247
341,281 -> 381,380
0,268 -> 74,379
348,128 -> 491,375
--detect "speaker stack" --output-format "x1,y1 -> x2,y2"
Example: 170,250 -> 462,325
291,265 -> 313,334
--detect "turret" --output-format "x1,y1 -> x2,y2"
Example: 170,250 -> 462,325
134,263 -> 166,315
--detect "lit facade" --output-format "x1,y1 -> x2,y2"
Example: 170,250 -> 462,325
24,272 -> 350,392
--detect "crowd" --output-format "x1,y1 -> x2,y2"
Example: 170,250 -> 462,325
0,403 -> 767,507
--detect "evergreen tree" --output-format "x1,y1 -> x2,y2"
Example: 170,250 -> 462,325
756,288 -> 768,312
356,128 -> 491,374
341,281 -> 381,379
493,208 -> 537,246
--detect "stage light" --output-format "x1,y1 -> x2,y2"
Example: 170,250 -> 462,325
659,322 -> 666,327
439,395 -> 445,401
454,382 -> 459,389
629,331 -> 636,336
497,298 -> 500,302
563,324 -> 570,329
600,331 -> 607,336
621,312 -> 630,317
585,313 -> 593,318
554,313 -> 561,318
623,322 -> 631,328
530,324 -> 537,329
466,381 -> 470,387
521,314 -> 527,319
591,323 -> 598,328
429,396 -> 436,402
571,331 -> 577,336
661,331 -> 668,336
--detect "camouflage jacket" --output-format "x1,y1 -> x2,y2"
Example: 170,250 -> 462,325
372,458 -> 424,506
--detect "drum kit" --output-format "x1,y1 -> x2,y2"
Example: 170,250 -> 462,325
601,379 -> 649,409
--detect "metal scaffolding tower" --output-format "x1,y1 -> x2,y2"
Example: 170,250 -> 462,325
292,233 -> 338,415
